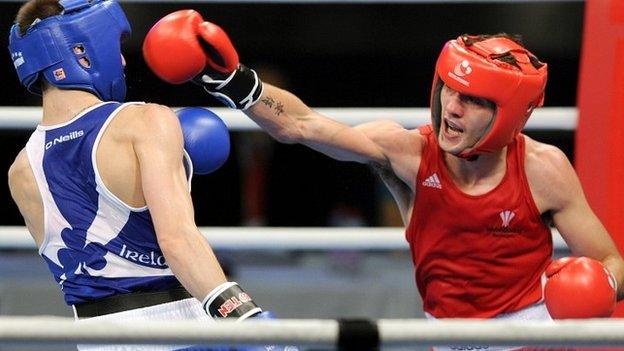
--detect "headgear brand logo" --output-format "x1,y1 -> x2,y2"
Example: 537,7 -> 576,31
11,52 -> 25,68
448,59 -> 472,87
454,60 -> 473,77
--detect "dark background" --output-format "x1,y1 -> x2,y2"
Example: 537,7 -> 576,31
0,1 -> 583,226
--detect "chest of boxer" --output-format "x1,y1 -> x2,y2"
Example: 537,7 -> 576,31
406,126 -> 552,318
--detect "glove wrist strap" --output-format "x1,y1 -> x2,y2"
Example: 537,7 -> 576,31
196,64 -> 263,110
202,282 -> 262,320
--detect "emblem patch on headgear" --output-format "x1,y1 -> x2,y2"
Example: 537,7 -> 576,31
449,60 -> 473,86
53,69 -> 66,81
454,60 -> 473,77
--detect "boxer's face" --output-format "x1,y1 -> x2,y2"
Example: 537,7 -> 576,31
438,84 -> 495,155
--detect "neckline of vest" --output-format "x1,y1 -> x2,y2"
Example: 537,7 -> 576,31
36,101 -> 116,131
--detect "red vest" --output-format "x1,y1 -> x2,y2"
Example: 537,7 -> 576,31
406,125 -> 552,318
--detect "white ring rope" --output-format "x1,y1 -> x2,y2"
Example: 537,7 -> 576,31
0,226 -> 567,250
378,319 -> 624,347
0,0 -> 587,4
0,317 -> 336,347
0,317 -> 622,347
0,107 -> 576,131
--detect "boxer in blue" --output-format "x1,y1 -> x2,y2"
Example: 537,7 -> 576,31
7,1 -> 286,350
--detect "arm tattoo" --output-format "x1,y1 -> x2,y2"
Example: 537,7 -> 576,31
261,96 -> 285,116
275,102 -> 284,116
261,96 -> 275,108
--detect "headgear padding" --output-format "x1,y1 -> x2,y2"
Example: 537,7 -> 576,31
430,35 -> 548,156
9,0 -> 131,102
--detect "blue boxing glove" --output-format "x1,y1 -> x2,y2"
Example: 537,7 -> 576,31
185,312 -> 298,351
242,312 -> 300,351
176,107 -> 230,175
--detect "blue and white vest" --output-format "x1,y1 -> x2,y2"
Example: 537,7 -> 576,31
25,102 -> 189,305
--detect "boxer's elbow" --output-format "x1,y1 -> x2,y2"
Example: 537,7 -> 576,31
159,237 -> 198,272
158,236 -> 185,259
284,115 -> 330,145
156,226 -> 199,256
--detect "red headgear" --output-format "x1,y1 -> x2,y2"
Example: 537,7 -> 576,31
430,35 -> 548,157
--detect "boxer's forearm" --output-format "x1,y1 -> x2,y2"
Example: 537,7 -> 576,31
245,83 -> 315,144
159,228 -> 227,301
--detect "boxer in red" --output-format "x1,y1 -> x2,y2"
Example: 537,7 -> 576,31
143,10 -> 624,347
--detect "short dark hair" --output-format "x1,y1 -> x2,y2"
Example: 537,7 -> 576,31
15,0 -> 62,36
461,33 -> 545,70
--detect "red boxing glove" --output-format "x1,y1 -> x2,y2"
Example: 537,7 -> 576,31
143,10 -> 263,110
544,256 -> 617,319
142,10 -> 239,84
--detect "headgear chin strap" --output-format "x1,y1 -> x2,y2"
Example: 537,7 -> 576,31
9,0 -> 131,102
430,35 -> 548,157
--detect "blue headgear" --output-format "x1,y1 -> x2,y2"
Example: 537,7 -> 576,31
8,0 -> 131,102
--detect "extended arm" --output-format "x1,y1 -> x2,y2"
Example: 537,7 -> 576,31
142,10 -> 425,223
246,83 -> 389,164
142,10 -> 414,169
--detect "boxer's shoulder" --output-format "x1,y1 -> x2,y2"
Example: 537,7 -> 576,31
523,135 -> 577,212
8,148 -> 44,245
116,103 -> 175,125
8,148 -> 34,193
524,136 -> 571,181
524,135 -> 566,159
9,147 -> 28,174
360,123 -> 424,194
109,103 -> 182,143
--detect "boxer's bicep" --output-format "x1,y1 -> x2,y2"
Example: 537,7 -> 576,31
552,182 -> 624,295
133,105 -> 196,237
554,192 -> 615,260
538,147 -> 624,286
298,117 -> 391,165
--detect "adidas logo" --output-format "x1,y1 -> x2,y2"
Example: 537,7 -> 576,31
422,173 -> 442,189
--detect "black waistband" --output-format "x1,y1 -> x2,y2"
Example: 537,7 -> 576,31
74,287 -> 193,318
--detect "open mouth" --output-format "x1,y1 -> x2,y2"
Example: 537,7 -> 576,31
444,118 -> 464,136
